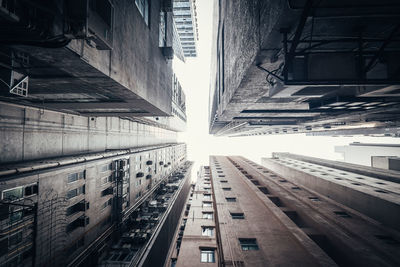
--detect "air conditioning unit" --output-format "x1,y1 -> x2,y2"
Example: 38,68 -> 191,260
66,0 -> 114,50
162,0 -> 173,12
162,47 -> 174,60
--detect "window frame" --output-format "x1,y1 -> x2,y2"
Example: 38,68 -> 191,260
200,249 -> 215,263
239,238 -> 259,251
201,226 -> 214,237
202,212 -> 213,220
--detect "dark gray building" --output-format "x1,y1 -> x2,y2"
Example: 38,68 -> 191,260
0,0 -> 179,118
0,1 -> 191,266
209,0 -> 400,137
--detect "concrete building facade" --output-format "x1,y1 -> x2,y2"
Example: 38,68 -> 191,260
208,0 -> 400,137
262,153 -> 400,232
0,143 -> 187,266
166,166 -> 219,267
167,156 -> 400,267
0,0 -> 179,118
335,142 -> 400,167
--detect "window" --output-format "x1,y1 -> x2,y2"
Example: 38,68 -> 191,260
101,163 -> 112,172
8,231 -> 23,247
203,194 -> 211,200
230,212 -> 245,219
334,211 -> 351,218
66,200 -> 86,216
136,179 -> 142,186
202,202 -> 212,208
222,187 -> 231,191
239,238 -> 259,251
200,249 -> 215,263
220,180 -> 228,183
2,184 -> 39,201
135,0 -> 149,25
202,212 -> 213,220
24,184 -> 38,196
67,216 -> 89,233
68,171 -> 85,183
202,227 -> 214,237
101,198 -> 113,210
2,187 -> 23,200
159,11 -> 166,46
101,176 -> 109,185
226,197 -> 236,202
67,185 -> 85,200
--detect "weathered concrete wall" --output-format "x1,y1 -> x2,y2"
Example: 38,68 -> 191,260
0,102 -> 177,163
262,157 -> 400,231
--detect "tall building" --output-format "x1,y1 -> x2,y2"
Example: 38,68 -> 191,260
335,142 -> 400,167
0,1 -> 191,266
166,156 -> 400,266
0,0 -> 179,119
209,0 -> 400,137
173,0 -> 199,58
0,142 -> 189,266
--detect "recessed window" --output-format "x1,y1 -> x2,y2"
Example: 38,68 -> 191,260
2,187 -> 23,200
230,212 -> 245,219
203,194 -> 211,200
135,0 -> 149,25
202,212 -> 213,219
25,184 -> 38,197
200,249 -> 215,263
222,187 -> 231,191
220,180 -> 228,183
202,227 -> 214,237
226,197 -> 236,202
203,202 -> 212,208
66,185 -> 85,199
68,171 -> 85,183
239,238 -> 259,251
308,196 -> 320,201
334,211 -> 351,218
101,163 -> 113,172
66,200 -> 87,216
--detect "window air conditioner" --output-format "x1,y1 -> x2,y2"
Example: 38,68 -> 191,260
66,0 -> 114,50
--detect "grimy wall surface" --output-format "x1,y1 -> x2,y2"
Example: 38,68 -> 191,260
209,156 -> 336,267
209,156 -> 400,267
262,153 -> 400,231
0,144 -> 186,266
0,101 -> 177,163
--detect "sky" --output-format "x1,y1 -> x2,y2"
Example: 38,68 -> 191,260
173,0 -> 400,170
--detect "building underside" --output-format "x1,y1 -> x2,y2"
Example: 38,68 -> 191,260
209,0 -> 400,137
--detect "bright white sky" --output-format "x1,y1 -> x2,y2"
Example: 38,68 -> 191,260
174,0 -> 400,171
